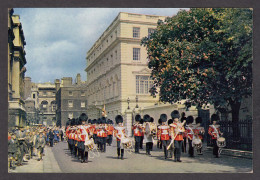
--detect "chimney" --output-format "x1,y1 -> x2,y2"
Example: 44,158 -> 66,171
55,79 -> 61,91
61,77 -> 72,87
76,73 -> 81,85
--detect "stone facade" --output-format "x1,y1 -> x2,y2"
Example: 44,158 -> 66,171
85,12 -> 168,121
56,74 -> 88,126
8,9 -> 27,127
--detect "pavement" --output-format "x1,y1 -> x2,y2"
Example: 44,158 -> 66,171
9,139 -> 253,173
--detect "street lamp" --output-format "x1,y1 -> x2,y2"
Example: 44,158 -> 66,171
135,95 -> 139,108
127,97 -> 130,109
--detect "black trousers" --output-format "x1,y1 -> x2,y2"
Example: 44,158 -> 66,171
117,141 -> 124,158
174,140 -> 183,160
134,136 -> 142,153
188,139 -> 194,157
78,141 -> 88,162
157,140 -> 162,149
107,135 -> 113,145
212,139 -> 219,157
98,137 -> 106,152
146,142 -> 153,154
93,134 -> 97,144
162,140 -> 170,158
140,136 -> 144,149
182,137 -> 187,153
49,139 -> 54,147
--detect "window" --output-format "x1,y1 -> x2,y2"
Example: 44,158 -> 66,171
133,27 -> 140,38
68,113 -> 73,119
133,48 -> 140,61
68,100 -> 73,108
136,75 -> 154,94
81,91 -> 85,96
81,101 -> 85,108
43,92 -> 47,96
148,28 -> 155,38
33,94 -> 35,99
69,91 -> 73,96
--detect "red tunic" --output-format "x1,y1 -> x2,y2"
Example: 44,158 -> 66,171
132,124 -> 143,136
106,125 -> 114,136
208,125 -> 221,139
170,123 -> 184,141
185,125 -> 194,140
193,126 -> 204,140
158,125 -> 170,140
114,126 -> 126,141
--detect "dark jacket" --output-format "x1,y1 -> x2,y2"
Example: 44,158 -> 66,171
49,131 -> 54,140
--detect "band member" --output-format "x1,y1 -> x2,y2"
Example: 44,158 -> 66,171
92,119 -> 97,144
140,119 -> 144,149
106,120 -> 114,146
114,115 -> 127,160
157,119 -> 163,149
143,114 -> 153,155
77,117 -> 91,163
208,114 -> 223,158
99,117 -> 108,152
167,119 -> 174,158
132,114 -> 143,153
180,112 -> 187,153
157,114 -> 170,159
170,110 -> 185,162
185,116 -> 195,157
194,117 -> 205,155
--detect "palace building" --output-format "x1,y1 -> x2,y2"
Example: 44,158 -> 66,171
85,12 -> 167,121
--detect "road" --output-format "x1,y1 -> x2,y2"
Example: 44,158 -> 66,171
10,138 -> 253,173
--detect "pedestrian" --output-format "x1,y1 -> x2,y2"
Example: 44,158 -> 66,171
143,114 -> 153,155
208,114 -> 223,158
35,132 -> 46,161
157,114 -> 170,159
16,126 -> 26,166
60,128 -> 64,141
49,129 -> 54,147
132,114 -> 143,153
8,133 -> 18,169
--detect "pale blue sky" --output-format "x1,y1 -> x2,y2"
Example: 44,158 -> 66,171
14,8 -> 186,83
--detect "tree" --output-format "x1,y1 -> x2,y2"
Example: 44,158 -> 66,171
141,8 -> 252,138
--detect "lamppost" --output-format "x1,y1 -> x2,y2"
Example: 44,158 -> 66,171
135,95 -> 139,108
127,97 -> 130,109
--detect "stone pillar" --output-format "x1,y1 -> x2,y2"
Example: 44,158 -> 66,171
12,56 -> 20,99
124,109 -> 133,137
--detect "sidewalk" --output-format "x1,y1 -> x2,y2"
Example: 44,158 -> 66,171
9,146 -> 61,173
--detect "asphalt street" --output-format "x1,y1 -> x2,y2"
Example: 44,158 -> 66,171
50,139 -> 252,173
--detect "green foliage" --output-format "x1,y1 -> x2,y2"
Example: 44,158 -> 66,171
141,8 -> 252,111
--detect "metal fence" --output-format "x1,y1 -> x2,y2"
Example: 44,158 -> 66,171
206,119 -> 252,151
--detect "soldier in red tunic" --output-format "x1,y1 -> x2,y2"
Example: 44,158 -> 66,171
106,120 -> 114,146
114,115 -> 127,160
185,116 -> 195,157
170,110 -> 185,162
194,117 -> 205,155
208,114 -> 223,158
132,114 -> 143,153
157,113 -> 170,159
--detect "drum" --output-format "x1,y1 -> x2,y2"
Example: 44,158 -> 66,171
217,137 -> 226,148
84,139 -> 94,151
121,137 -> 132,149
192,137 -> 202,150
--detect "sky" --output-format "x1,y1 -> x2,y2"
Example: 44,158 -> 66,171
14,8 -> 186,83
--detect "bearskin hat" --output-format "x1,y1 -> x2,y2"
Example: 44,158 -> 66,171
171,110 -> 180,119
140,119 -> 144,124
143,114 -> 151,122
150,117 -> 154,123
168,119 -> 173,125
115,115 -> 123,124
186,116 -> 194,124
88,119 -> 92,124
211,114 -> 220,122
92,119 -> 97,124
195,117 -> 202,124
135,114 -> 141,122
160,114 -> 167,122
